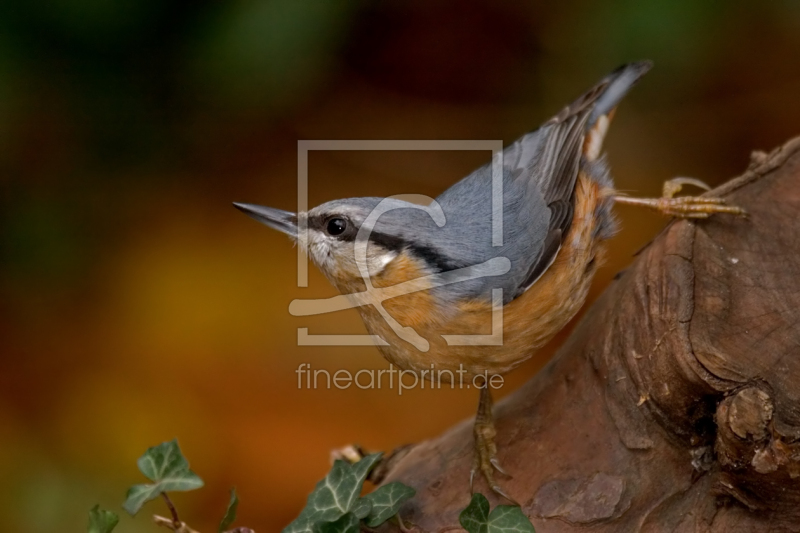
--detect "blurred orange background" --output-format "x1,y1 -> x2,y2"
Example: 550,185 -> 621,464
2,1 -> 800,530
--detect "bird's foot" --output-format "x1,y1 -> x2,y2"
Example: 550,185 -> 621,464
614,177 -> 747,219
470,386 -> 517,504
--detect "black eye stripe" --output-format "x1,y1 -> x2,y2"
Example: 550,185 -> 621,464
366,231 -> 405,250
306,214 -> 325,231
306,214 -> 457,271
367,232 -> 460,272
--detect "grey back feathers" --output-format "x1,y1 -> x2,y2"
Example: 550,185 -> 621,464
310,62 -> 651,306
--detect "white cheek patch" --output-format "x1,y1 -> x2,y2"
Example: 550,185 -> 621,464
310,243 -> 331,267
367,250 -> 398,277
302,228 -> 397,282
305,232 -> 334,271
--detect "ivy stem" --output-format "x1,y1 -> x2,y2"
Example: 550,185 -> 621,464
161,492 -> 181,528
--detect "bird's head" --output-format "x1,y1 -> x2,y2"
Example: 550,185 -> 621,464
234,197 -> 423,291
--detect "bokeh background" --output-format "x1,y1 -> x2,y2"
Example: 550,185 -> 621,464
2,0 -> 800,530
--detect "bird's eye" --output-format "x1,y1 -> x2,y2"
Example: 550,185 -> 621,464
326,217 -> 347,236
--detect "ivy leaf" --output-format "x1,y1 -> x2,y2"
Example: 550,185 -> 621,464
361,482 -> 416,527
123,439 -> 204,516
351,498 -> 372,520
312,513 -> 360,533
486,505 -> 536,533
88,505 -> 119,533
218,487 -> 239,532
282,453 -> 382,533
459,494 -> 536,533
460,493 -> 490,533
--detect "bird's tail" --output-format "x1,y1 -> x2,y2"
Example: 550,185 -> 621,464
587,61 -> 652,126
575,61 -> 652,161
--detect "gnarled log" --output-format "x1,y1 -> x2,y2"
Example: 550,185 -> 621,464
379,136 -> 800,532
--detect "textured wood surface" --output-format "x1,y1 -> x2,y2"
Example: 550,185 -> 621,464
377,136 -> 800,532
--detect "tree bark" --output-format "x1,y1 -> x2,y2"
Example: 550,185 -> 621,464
378,136 -> 800,532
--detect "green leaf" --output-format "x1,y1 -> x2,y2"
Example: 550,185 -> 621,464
351,498 -> 372,520
486,505 -> 536,533
460,493 -> 490,533
361,482 -> 416,527
123,439 -> 204,516
88,505 -> 119,533
136,439 -> 201,487
219,487 -> 239,533
459,494 -> 536,533
312,513 -> 360,533
282,453 -> 382,533
123,485 -> 155,517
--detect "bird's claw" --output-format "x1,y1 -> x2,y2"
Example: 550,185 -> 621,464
470,447 -> 517,505
654,194 -> 747,219
490,457 -> 509,476
614,176 -> 747,219
471,387 -> 517,504
661,176 -> 711,198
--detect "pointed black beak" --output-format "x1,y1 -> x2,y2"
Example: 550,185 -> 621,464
233,202 -> 298,238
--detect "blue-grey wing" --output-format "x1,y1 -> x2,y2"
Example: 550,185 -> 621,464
507,61 -> 652,298
433,62 -> 652,303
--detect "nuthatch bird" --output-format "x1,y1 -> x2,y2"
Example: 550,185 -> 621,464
234,61 -> 744,501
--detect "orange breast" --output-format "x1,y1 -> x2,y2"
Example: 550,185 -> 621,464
373,254 -> 442,329
350,172 -> 610,379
